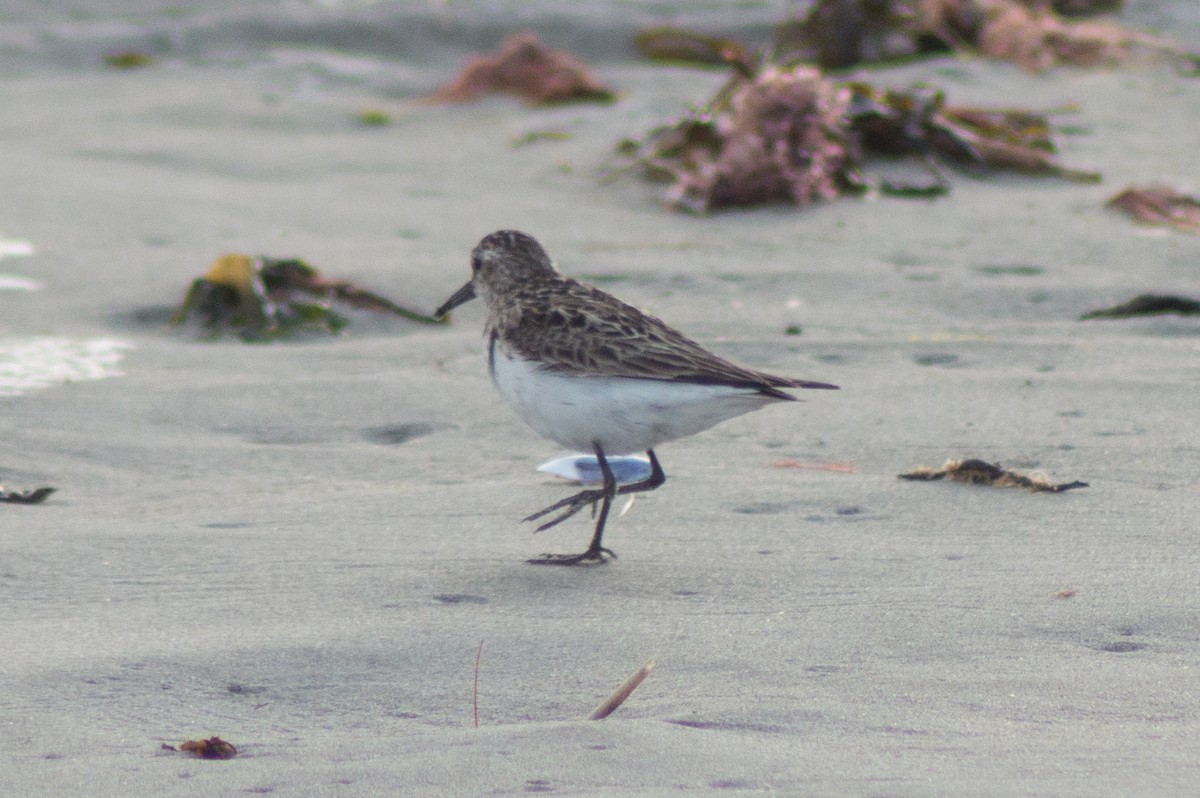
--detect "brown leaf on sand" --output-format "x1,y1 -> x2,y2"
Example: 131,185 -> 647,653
899,458 -> 1088,492
431,32 -> 615,106
178,737 -> 238,759
1107,186 -> 1200,234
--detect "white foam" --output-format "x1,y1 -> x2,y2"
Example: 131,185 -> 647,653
0,274 -> 43,291
0,237 -> 35,259
0,337 -> 131,396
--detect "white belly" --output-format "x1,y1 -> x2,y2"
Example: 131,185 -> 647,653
489,351 -> 783,454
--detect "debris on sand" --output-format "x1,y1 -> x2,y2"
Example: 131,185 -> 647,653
0,483 -> 56,504
770,460 -> 856,473
589,659 -> 656,720
1052,0 -> 1124,16
616,64 -> 859,213
899,458 -> 1088,492
171,254 -> 443,341
104,50 -> 154,69
510,129 -> 574,148
169,737 -> 238,759
1107,185 -> 1200,234
845,82 -> 1100,187
771,0 -> 978,69
356,108 -> 392,127
1080,294 -> 1200,320
775,0 -> 1187,73
616,60 -> 1096,212
976,1 -> 1140,71
633,26 -> 751,66
432,32 -> 615,106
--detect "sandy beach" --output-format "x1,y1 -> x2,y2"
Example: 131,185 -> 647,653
3,1 -> 1199,795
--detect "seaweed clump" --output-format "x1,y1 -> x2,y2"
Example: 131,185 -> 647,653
776,0 -> 1186,72
0,482 -> 55,504
432,32 -> 615,106
974,0 -> 1166,72
164,737 -> 238,760
846,82 -> 1099,191
899,458 -> 1088,492
1080,294 -> 1200,320
633,27 -> 752,66
623,64 -> 859,213
773,0 -> 981,68
618,59 -> 1096,212
171,254 -> 442,341
1107,186 -> 1200,234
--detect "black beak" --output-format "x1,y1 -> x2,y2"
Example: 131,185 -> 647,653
434,281 -> 476,319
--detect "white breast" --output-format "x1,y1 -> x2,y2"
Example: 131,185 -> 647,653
489,348 -> 784,454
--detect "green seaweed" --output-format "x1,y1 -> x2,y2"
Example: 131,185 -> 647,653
171,254 -> 443,341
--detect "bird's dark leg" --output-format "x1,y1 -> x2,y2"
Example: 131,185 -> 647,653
526,447 -> 666,566
617,448 -> 666,497
526,442 -> 616,565
524,449 -> 666,530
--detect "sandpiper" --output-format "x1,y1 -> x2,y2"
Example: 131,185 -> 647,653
435,230 -> 838,565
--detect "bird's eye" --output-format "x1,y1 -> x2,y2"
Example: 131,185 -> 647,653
471,255 -> 483,273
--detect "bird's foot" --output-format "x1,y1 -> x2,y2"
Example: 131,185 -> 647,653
526,546 -> 617,566
523,489 -> 605,532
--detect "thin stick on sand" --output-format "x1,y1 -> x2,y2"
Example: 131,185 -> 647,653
588,659 -> 656,720
473,641 -> 484,728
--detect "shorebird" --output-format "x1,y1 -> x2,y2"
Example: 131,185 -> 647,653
435,230 -> 837,564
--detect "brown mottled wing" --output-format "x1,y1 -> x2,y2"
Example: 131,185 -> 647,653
500,277 -> 838,395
